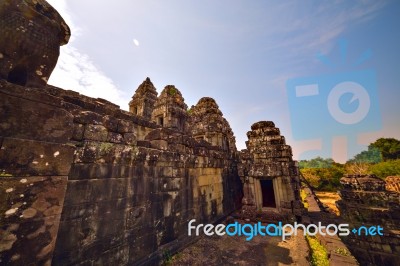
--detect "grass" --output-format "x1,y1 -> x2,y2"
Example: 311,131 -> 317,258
162,250 -> 173,265
168,87 -> 177,96
306,235 -> 329,266
300,189 -> 309,210
162,250 -> 183,265
0,173 -> 13,177
99,142 -> 114,153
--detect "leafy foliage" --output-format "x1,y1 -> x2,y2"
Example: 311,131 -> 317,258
299,157 -> 334,169
299,138 -> 400,190
348,138 -> 400,163
348,147 -> 381,163
168,87 -> 177,96
369,159 -> 400,179
300,163 -> 344,191
369,138 -> 400,161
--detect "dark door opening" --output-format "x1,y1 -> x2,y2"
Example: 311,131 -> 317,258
260,179 -> 276,208
8,65 -> 28,86
157,116 -> 164,126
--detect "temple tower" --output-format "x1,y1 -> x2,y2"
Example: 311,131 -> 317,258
189,97 -> 236,153
151,85 -> 188,132
239,121 -> 303,217
129,77 -> 158,120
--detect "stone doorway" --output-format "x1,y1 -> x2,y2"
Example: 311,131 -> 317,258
260,179 -> 276,208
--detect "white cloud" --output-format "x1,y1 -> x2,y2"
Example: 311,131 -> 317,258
50,46 -> 128,109
46,0 -> 128,110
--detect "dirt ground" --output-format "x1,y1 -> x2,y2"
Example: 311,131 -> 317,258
314,191 -> 341,215
167,224 -> 310,266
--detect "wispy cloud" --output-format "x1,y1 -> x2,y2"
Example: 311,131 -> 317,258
50,46 -> 128,108
46,0 -> 128,109
263,0 -> 387,55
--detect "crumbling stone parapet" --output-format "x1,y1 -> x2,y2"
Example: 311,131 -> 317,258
340,174 -> 386,191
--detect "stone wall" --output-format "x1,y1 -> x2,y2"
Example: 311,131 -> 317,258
337,174 -> 400,266
0,81 -> 74,265
0,79 -> 242,265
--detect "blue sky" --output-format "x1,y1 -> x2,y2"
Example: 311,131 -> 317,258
47,0 -> 400,162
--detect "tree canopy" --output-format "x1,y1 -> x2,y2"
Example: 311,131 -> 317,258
299,157 -> 334,169
348,138 -> 400,163
369,138 -> 400,161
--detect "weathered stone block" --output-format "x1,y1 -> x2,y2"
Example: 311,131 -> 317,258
0,138 -> 74,176
107,132 -> 124,143
0,87 -> 74,143
73,110 -> 103,125
74,142 -> 137,165
157,166 -> 173,178
150,139 -> 168,150
0,176 -> 67,265
117,120 -> 135,133
159,178 -> 182,192
0,0 -> 70,88
62,177 -> 147,206
68,163 -> 134,181
71,123 -> 84,141
124,133 -> 137,145
102,115 -> 119,132
198,174 -> 222,187
84,124 -> 108,142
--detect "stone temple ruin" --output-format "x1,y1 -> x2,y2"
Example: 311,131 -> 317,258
4,1 -> 399,265
239,121 -> 303,219
0,3 -> 304,260
0,66 -> 304,264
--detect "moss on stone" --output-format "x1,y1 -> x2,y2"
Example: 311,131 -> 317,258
99,142 -> 114,154
168,87 -> 177,96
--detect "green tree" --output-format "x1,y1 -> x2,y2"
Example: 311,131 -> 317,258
348,147 -> 381,163
300,162 -> 344,191
369,138 -> 400,161
299,157 -> 334,169
369,159 -> 400,179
